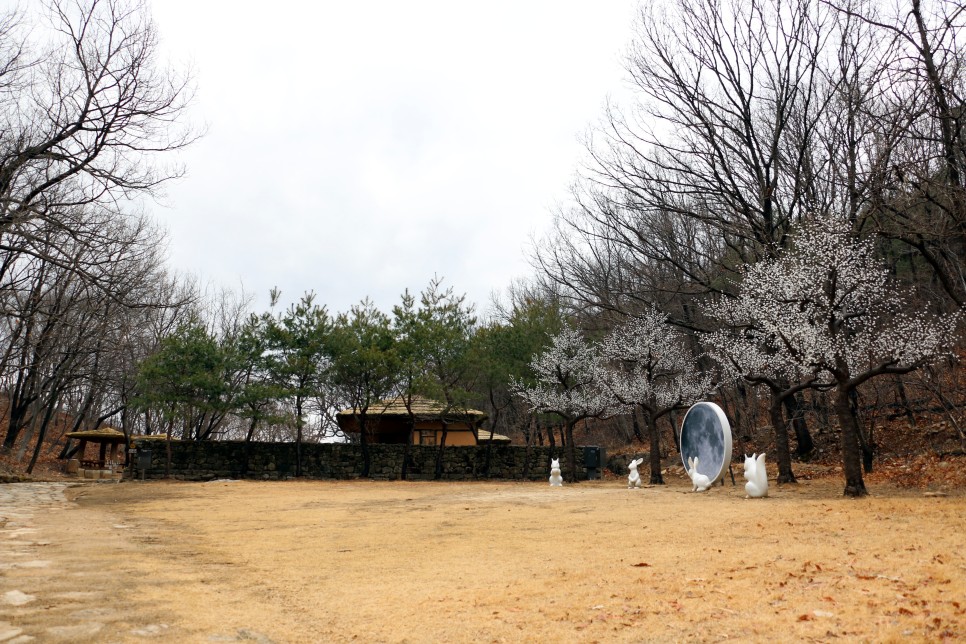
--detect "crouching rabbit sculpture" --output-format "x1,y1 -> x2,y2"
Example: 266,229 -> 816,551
743,453 -> 768,498
686,456 -> 712,492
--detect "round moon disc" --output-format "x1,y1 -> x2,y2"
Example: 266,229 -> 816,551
679,402 -> 733,484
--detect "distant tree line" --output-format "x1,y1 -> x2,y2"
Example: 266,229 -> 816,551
3,0 -> 966,498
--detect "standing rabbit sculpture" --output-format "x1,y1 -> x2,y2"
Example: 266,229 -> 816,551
686,456 -> 712,492
549,458 -> 563,487
627,458 -> 644,488
743,453 -> 768,498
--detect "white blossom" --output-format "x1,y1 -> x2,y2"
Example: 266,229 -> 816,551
514,326 -> 617,420
599,308 -> 710,411
705,219 -> 960,385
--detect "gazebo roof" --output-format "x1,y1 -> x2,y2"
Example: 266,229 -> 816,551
65,428 -> 126,443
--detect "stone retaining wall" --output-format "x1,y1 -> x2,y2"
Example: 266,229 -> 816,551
130,439 -> 596,482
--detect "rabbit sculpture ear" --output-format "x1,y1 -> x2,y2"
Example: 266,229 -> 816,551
549,458 -> 563,486
743,453 -> 757,475
627,458 -> 643,488
744,453 -> 768,498
687,456 -> 712,492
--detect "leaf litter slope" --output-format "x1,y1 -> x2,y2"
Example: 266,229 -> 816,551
10,477 -> 966,642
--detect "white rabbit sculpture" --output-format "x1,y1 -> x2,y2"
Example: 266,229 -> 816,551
686,456 -> 712,492
549,458 -> 563,487
627,458 -> 644,488
743,452 -> 768,498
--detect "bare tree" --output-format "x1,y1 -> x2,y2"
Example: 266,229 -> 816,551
0,0 -> 196,228
820,0 -> 966,307
0,207 -> 181,453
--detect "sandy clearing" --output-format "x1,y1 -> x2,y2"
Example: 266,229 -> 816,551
1,475 -> 964,643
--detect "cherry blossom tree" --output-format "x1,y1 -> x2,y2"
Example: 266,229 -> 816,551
703,312 -> 830,484
514,326 -> 615,482
599,309 -> 710,484
711,219 -> 960,496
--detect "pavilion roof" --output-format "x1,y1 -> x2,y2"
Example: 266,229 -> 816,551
65,428 -> 126,443
336,395 -> 486,421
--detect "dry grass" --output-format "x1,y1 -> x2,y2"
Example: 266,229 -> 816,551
3,470 -> 965,643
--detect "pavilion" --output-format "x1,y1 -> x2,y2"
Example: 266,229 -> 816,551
64,427 -> 127,477
336,396 -> 509,445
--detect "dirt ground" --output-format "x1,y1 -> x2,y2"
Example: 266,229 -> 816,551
1,470 -> 965,643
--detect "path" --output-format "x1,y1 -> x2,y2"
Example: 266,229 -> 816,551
0,481 -> 276,643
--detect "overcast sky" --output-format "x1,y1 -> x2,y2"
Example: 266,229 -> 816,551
148,0 -> 638,317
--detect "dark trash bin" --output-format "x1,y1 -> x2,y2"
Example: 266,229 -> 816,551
584,446 -> 605,480
137,449 -> 152,480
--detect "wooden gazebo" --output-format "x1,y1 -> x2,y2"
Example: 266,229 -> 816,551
64,428 -> 127,469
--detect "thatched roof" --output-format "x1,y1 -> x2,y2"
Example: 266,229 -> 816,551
477,430 -> 511,444
337,395 -> 486,422
64,428 -> 126,443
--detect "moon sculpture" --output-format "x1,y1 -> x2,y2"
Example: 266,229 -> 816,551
679,402 -> 733,486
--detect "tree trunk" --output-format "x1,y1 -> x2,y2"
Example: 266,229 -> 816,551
849,389 -> 874,473
645,409 -> 664,484
2,396 -> 34,453
483,389 -> 500,478
631,409 -> 647,444
26,393 -> 59,474
164,417 -> 173,479
835,386 -> 868,497
565,420 -> 578,483
668,411 -> 680,453
68,387 -> 98,434
241,415 -> 258,477
815,390 -> 830,431
15,405 -> 41,462
770,391 -> 796,484
434,423 -> 449,480
401,414 -> 415,481
522,414 -> 534,479
359,414 -> 372,478
294,396 -> 304,478
894,375 -> 917,428
58,439 -> 78,460
784,392 -> 814,458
